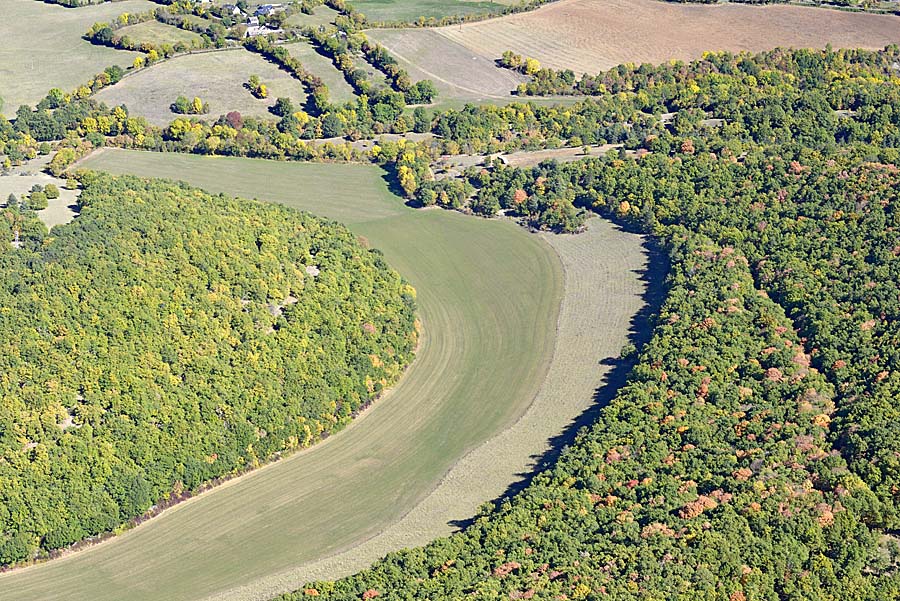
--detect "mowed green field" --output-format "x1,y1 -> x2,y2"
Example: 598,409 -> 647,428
0,149 -> 563,601
352,0 -> 518,23
0,0 -> 152,113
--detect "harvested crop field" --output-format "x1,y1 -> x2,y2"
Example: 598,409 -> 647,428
367,29 -> 526,101
437,0 -> 900,73
115,21 -> 203,46
94,50 -> 307,125
284,41 -> 358,104
0,148 -> 568,601
0,0 -> 152,112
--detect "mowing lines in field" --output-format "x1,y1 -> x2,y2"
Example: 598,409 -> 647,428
0,149 -> 562,601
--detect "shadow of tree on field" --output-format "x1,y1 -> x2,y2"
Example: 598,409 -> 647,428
448,226 -> 670,530
379,169 -> 410,203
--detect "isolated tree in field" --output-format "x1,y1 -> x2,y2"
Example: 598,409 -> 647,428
172,96 -> 191,114
247,75 -> 268,99
44,184 -> 60,200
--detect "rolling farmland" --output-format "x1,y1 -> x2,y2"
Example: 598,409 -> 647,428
115,21 -> 203,47
0,0 -> 152,112
437,0 -> 900,73
94,50 -> 308,125
215,218 -> 655,599
0,150 -> 650,601
0,149 -> 565,601
284,41 -> 358,105
366,29 -> 526,102
350,0 -> 519,24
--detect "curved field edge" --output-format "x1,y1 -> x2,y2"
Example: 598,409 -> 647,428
0,150 -> 563,601
205,217 -> 652,601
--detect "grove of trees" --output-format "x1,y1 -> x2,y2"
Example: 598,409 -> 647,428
0,174 -> 417,566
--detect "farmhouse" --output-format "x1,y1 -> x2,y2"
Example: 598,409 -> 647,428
245,25 -> 283,37
255,4 -> 285,16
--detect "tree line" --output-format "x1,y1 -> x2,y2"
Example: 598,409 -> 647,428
270,45 -> 900,600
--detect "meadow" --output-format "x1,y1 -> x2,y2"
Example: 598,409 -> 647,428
0,149 -> 566,601
94,50 -> 307,125
284,4 -> 341,28
437,0 -> 900,72
350,0 -> 519,24
284,41 -> 358,105
366,29 -> 526,102
0,0 -> 151,113
115,20 -> 203,47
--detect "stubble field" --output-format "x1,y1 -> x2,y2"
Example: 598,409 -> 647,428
436,0 -> 900,73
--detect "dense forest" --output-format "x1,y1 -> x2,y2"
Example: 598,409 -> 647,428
0,175 -> 417,566
270,47 -> 900,600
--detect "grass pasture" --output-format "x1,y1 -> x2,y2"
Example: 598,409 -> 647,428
93,50 -> 307,125
0,148 -> 566,601
284,41 -> 358,104
437,0 -> 900,73
366,29 -> 526,102
115,21 -> 203,47
285,4 -> 341,28
351,0 -> 519,24
0,0 -> 152,113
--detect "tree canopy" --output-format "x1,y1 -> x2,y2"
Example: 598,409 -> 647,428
0,174 -> 417,566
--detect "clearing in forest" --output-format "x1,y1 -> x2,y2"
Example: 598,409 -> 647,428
115,21 -> 203,47
0,148 -> 566,601
0,156 -> 79,229
93,50 -> 307,125
366,28 -> 526,102
437,0 -> 900,73
0,0 -> 152,112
